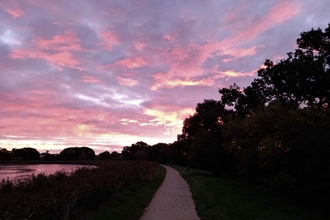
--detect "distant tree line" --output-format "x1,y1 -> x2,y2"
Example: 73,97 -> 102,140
0,147 -> 114,161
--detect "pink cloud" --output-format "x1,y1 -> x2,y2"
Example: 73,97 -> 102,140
163,33 -> 177,42
231,1 -> 301,44
221,46 -> 260,62
134,42 -> 146,50
10,49 -> 80,70
99,31 -> 119,50
30,90 -> 54,95
9,31 -> 84,70
33,31 -> 83,51
170,47 -> 190,61
5,8 -> 24,18
151,72 -> 216,91
144,104 -> 195,127
114,57 -> 147,69
212,67 -> 256,78
117,77 -> 139,86
82,76 -> 102,83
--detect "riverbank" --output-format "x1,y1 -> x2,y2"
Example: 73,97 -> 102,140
0,161 -> 159,220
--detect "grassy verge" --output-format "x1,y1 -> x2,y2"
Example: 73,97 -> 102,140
170,165 -> 327,220
84,165 -> 166,220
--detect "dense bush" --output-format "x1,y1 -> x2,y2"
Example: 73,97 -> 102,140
0,161 -> 159,220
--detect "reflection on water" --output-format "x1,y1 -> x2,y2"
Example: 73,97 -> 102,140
0,164 -> 90,181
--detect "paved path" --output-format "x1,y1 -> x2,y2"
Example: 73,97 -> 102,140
140,165 -> 200,220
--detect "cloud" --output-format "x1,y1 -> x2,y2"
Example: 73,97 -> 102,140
5,8 -> 24,18
113,57 -> 147,69
0,30 -> 22,46
117,77 -> 139,86
99,30 -> 119,50
1,0 -> 329,153
33,31 -> 83,51
82,76 -> 102,83
9,49 -> 81,70
8,31 -> 84,70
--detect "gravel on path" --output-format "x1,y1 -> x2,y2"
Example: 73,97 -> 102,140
140,165 -> 200,220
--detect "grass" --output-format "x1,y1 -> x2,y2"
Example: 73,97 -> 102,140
170,165 -> 327,220
84,165 -> 166,220
0,161 -> 160,220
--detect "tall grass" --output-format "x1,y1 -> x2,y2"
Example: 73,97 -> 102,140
0,161 -> 159,220
85,166 -> 166,220
171,165 -> 327,220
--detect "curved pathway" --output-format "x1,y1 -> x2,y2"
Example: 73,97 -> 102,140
140,165 -> 200,220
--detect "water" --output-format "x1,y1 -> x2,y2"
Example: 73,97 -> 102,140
0,164 -> 91,181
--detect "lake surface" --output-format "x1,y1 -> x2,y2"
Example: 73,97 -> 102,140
0,164 -> 91,181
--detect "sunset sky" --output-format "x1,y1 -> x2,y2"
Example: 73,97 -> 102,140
1,0 -> 330,153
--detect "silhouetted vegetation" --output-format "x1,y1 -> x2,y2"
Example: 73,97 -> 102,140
59,147 -> 95,160
0,161 -> 159,220
170,23 -> 330,216
12,147 -> 40,160
118,23 -> 330,217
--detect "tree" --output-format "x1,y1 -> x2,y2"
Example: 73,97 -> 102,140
134,150 -> 149,160
59,147 -> 95,160
219,23 -> 330,116
110,151 -> 121,159
178,99 -> 225,143
121,141 -> 149,160
41,151 -> 56,161
178,99 -> 235,176
0,148 -> 12,160
99,151 -> 111,160
147,143 -> 169,163
12,147 -> 40,160
167,140 -> 186,166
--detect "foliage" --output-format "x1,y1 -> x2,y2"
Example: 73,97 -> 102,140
121,141 -> 171,163
166,141 -> 186,166
0,161 -> 159,220
178,99 -> 225,143
85,166 -> 166,220
122,141 -> 149,160
98,151 -> 111,160
41,151 -> 57,161
219,23 -> 330,117
0,148 -> 12,160
135,150 -> 149,160
59,147 -> 95,160
177,99 -> 235,176
12,147 -> 40,160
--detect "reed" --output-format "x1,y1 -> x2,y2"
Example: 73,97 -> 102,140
0,161 -> 159,220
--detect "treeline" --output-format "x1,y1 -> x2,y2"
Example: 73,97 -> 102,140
0,147 -> 102,161
182,24 -> 330,214
0,143 -> 185,164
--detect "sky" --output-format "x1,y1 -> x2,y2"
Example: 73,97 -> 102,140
1,0 -> 330,154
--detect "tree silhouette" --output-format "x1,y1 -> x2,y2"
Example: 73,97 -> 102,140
219,23 -> 330,115
12,147 -> 40,160
59,147 -> 95,160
